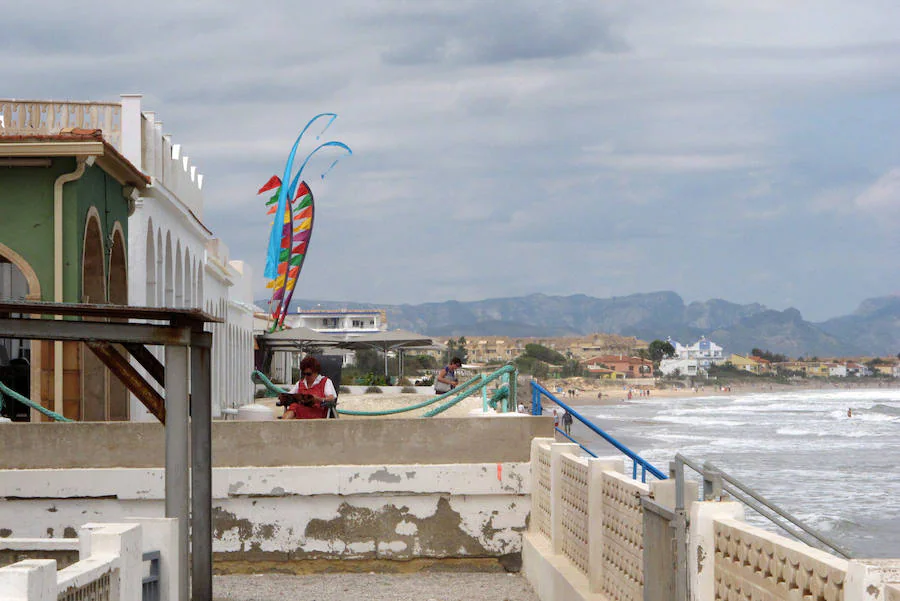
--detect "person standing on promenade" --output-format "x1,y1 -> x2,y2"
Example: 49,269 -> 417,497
562,410 -> 573,435
279,355 -> 337,419
435,357 -> 462,394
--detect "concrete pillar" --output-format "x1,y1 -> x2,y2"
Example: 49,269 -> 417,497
119,94 -> 143,170
164,344 -> 190,601
0,559 -> 57,601
124,517 -> 179,601
689,501 -> 744,601
846,560 -> 900,601
79,523 -> 143,601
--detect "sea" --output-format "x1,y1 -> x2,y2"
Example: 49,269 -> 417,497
571,386 -> 900,558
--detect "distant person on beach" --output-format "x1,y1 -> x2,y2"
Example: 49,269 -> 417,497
434,357 -> 462,394
562,411 -> 573,435
847,408 -> 853,418
552,407 -> 560,429
518,402 -> 526,414
279,356 -> 336,419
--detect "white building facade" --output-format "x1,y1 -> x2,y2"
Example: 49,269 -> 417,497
119,95 -> 254,419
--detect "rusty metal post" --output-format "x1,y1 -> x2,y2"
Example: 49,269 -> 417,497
165,342 -> 189,601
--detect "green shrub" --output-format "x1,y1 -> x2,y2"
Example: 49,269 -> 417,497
401,386 -> 416,393
398,377 -> 413,386
339,385 -> 351,394
365,386 -> 383,394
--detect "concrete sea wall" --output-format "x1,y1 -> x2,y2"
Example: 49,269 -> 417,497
0,418 -> 552,570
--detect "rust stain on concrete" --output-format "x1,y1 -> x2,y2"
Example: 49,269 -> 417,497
212,506 -> 280,554
0,529 -> 11,538
303,496 -> 509,559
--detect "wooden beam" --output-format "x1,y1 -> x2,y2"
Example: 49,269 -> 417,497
85,340 -> 166,423
122,343 -> 165,386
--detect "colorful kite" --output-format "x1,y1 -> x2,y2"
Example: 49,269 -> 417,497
258,114 -> 351,331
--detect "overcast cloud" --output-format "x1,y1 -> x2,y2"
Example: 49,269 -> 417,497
4,0 -> 900,320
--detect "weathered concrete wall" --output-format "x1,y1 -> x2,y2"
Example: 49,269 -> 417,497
0,417 -> 552,468
0,463 -> 531,566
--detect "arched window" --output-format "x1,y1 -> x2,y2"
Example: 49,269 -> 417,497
174,242 -> 183,308
164,232 -> 173,307
145,220 -> 156,307
107,225 -> 129,421
81,211 -> 107,421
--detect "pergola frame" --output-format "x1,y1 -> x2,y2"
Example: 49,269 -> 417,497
0,300 -> 220,601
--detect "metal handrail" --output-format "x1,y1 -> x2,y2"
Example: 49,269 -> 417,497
675,453 -> 853,559
531,381 -> 666,482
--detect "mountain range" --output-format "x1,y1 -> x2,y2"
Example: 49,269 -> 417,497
269,292 -> 900,357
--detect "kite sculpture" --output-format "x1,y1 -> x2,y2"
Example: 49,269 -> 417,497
258,114 -> 351,331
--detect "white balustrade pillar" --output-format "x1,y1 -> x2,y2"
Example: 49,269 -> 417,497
689,501 -> 744,601
79,523 -> 143,601
124,517 -> 179,601
588,458 -> 624,593
119,94 -> 143,170
550,443 -> 580,554
0,559 -> 57,601
846,559 -> 900,601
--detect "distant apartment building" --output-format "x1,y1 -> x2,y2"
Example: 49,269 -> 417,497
285,308 -> 387,339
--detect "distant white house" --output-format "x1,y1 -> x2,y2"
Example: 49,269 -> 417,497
828,363 -> 848,378
668,336 -> 725,369
285,308 -> 386,339
658,358 -> 701,377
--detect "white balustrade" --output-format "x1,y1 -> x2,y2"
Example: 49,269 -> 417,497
0,100 -> 121,148
0,523 -> 149,601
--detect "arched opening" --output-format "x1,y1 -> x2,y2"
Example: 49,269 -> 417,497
174,242 -> 183,307
184,250 -> 192,307
81,213 -> 107,421
164,232 -> 173,307
146,220 -> 156,307
0,243 -> 41,422
157,231 -> 164,306
107,225 -> 129,421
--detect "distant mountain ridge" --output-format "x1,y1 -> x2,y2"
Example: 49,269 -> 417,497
266,292 -> 900,356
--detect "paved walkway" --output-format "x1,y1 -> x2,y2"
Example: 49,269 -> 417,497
214,573 -> 539,601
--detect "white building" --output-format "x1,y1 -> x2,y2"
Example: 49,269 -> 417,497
119,95 -> 255,419
658,358 -> 701,377
285,308 -> 387,338
669,336 -> 725,368
828,363 -> 848,378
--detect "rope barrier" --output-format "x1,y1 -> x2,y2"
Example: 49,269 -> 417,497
0,380 -> 72,422
251,363 -> 518,418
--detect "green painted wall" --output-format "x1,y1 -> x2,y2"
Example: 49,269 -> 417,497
0,157 -> 129,302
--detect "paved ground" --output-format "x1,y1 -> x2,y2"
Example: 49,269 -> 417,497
214,573 -> 540,601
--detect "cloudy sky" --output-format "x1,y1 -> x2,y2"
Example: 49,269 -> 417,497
5,0 -> 900,320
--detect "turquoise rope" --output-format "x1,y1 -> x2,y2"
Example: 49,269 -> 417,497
251,364 -> 518,417
0,380 -> 72,422
251,369 -> 483,416
423,365 -> 516,417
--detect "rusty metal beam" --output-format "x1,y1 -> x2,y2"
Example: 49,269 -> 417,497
85,340 -> 166,423
122,343 -> 165,386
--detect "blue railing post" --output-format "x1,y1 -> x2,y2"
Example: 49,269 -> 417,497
531,380 -> 667,481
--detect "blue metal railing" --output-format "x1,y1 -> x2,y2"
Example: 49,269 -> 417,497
142,550 -> 160,601
530,381 -> 667,482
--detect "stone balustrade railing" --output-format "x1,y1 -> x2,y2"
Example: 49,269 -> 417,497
524,438 -> 900,601
0,100 -> 122,148
0,96 -> 204,218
